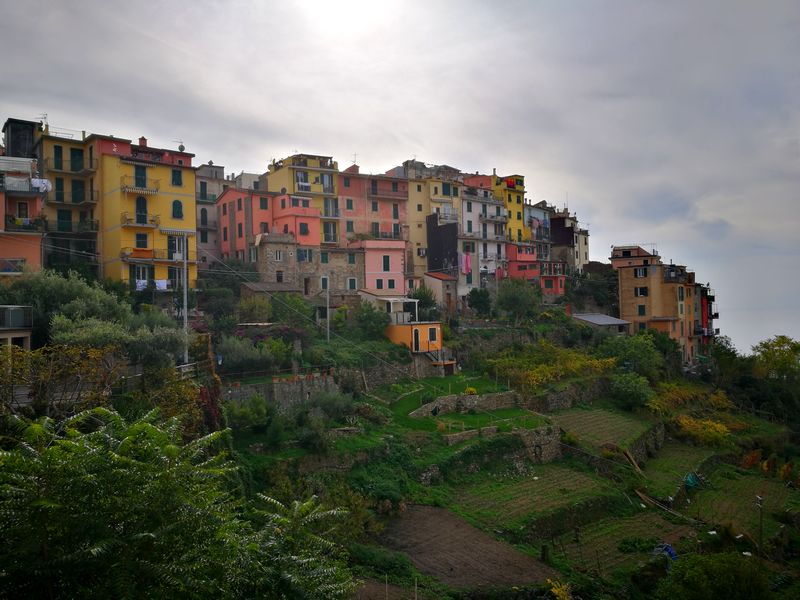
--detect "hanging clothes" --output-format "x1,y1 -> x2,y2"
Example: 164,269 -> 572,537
464,252 -> 472,274
135,279 -> 148,291
155,279 -> 168,291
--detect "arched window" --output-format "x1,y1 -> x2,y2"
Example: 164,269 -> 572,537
172,200 -> 183,219
135,196 -> 147,224
200,207 -> 208,226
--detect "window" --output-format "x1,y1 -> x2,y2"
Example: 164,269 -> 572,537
299,222 -> 309,235
135,233 -> 148,248
634,286 -> 649,297
54,177 -> 64,202
376,279 -> 383,289
200,207 -> 208,226
295,170 -> 310,191
466,201 -> 472,212
321,252 -> 329,264
321,276 -> 329,290
237,223 -> 243,238
348,277 -> 357,290
544,279 -> 553,288
237,197 -> 242,211
408,279 -> 415,289
343,177 -> 350,188
53,145 -> 63,169
200,230 -> 208,243
417,203 -> 423,212
371,222 -> 380,237
297,249 -> 313,262
638,304 -> 646,316
172,200 -> 183,219
442,182 -> 451,196
393,223 -> 400,237
639,322 -> 647,331
428,327 -> 437,342
281,198 -> 286,209
223,227 -> 228,241
516,195 -> 521,203
382,255 -> 390,271
391,181 -> 398,192
467,221 -> 473,233
134,165 -> 147,188
466,272 -> 472,284
416,184 -> 422,192
634,267 -> 648,278
346,198 -> 353,210
434,186 -> 439,195
392,203 -> 399,219
260,222 -> 268,233
388,279 -> 395,289
371,201 -> 378,212
276,270 -> 284,283
283,224 -> 288,233
678,287 -> 685,301
292,198 -> 299,207
346,220 -> 354,233
453,187 -> 458,196
517,212 -> 522,220
222,203 -> 227,216
348,253 -> 356,264
172,169 -> 182,186
248,247 -> 258,262
274,250 -> 283,261
260,197 -> 268,209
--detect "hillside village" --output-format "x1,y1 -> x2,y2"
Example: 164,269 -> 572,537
1,117 -> 798,600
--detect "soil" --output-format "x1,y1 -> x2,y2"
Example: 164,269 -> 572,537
355,579 -> 414,600
379,504 -> 558,589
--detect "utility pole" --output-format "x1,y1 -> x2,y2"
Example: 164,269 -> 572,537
326,272 -> 330,342
182,233 -> 189,364
756,495 -> 764,559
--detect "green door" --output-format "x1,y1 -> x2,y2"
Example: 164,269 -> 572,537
57,209 -> 72,232
71,179 -> 85,204
134,165 -> 146,188
70,148 -> 84,172
53,145 -> 63,170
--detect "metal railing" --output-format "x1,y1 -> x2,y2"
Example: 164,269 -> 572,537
48,189 -> 99,205
0,305 -> 32,329
367,187 -> 407,199
196,192 -> 217,202
51,219 -> 99,234
47,251 -> 99,265
121,212 -> 160,226
4,215 -> 46,232
120,247 -> 197,261
479,212 -> 508,223
43,157 -> 98,173
322,207 -> 340,218
120,175 -> 160,194
322,233 -> 339,244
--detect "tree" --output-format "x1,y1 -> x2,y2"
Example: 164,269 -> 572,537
752,335 -> 800,382
408,284 -> 439,321
196,258 -> 259,297
271,293 -> 315,332
0,408 -> 354,599
466,288 -> 492,317
237,296 -> 271,323
496,278 -> 540,324
655,552 -> 771,600
609,372 -> 654,410
201,287 -> 237,321
352,300 -> 390,339
597,332 -> 664,381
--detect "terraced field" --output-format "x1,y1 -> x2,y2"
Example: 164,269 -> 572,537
555,512 -> 694,574
551,407 -> 652,449
642,441 -> 719,498
450,464 -> 618,529
683,464 -> 800,539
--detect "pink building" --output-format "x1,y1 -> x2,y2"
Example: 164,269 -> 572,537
0,157 -> 45,276
272,194 -> 321,248
339,165 -> 407,242
348,238 -> 406,293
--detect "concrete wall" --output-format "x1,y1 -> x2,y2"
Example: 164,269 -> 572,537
224,372 -> 338,414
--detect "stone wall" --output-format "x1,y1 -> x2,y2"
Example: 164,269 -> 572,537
337,361 -> 415,394
409,391 -> 520,418
513,425 -> 562,463
442,426 -> 498,446
524,377 -> 609,412
626,421 -> 666,465
224,373 -> 339,415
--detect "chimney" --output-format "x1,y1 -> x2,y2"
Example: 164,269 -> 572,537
492,168 -> 496,176
139,136 -> 147,147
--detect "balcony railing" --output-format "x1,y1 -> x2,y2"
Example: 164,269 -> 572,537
0,175 -> 45,194
43,157 -> 98,174
479,212 -> 508,223
121,212 -> 160,227
120,247 -> 197,262
367,187 -> 407,199
48,189 -> 99,206
322,207 -> 341,218
196,192 -> 217,202
47,251 -> 99,266
197,219 -> 218,230
52,219 -> 99,234
0,258 -> 26,274
378,230 -> 403,240
438,211 -> 459,223
389,311 -> 417,325
711,312 -> 719,320
0,305 -> 32,329
322,233 -> 339,244
4,215 -> 46,232
120,175 -> 160,195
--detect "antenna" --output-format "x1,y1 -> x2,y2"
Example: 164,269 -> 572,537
38,113 -> 48,125
172,139 -> 185,152
351,153 -> 357,164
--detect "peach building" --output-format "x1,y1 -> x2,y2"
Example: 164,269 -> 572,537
0,156 -> 45,277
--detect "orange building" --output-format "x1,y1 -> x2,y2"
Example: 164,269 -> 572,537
0,156 -> 45,277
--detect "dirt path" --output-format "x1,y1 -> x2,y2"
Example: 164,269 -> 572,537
379,504 -> 558,589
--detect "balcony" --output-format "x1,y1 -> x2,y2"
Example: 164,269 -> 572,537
367,187 -> 407,199
707,289 -> 716,301
479,211 -> 508,224
0,305 -> 32,329
121,212 -> 160,227
196,192 -> 217,203
0,175 -> 44,195
322,233 -> 339,244
43,157 -> 98,174
438,211 -> 459,223
47,189 -> 99,206
51,219 -> 99,234
377,230 -> 403,240
46,251 -> 99,266
694,325 -> 706,336
322,207 -> 341,218
4,215 -> 46,232
197,219 -> 218,230
120,247 -> 197,262
0,258 -> 26,275
120,175 -> 160,195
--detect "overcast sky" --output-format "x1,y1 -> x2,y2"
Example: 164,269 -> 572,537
2,0 -> 798,353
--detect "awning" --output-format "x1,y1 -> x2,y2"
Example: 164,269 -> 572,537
159,228 -> 196,236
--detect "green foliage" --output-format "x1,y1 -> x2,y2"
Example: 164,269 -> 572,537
51,315 -> 131,348
496,278 -> 541,324
617,536 -> 658,553
271,292 -> 315,331
197,259 -> 258,296
225,394 -> 270,430
217,335 -> 273,374
409,283 -> 440,320
0,409 -> 354,599
597,331 -> 664,381
655,552 -> 772,600
610,372 -> 654,410
202,287 -> 237,320
352,299 -> 390,339
752,335 -> 800,382
466,287 -> 492,316
126,326 -> 187,369
348,543 -> 416,585
237,295 -> 271,323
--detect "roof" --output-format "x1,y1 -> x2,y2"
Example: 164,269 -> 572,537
572,313 -> 630,327
241,282 -> 302,294
359,289 -> 414,300
424,272 -> 457,281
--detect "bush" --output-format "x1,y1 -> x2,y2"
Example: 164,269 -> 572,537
610,372 -> 654,410
225,395 -> 270,430
217,335 -> 273,374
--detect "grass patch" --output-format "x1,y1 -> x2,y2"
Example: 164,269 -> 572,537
551,407 -> 652,449
641,441 -> 719,499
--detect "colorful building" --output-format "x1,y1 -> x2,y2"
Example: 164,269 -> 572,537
491,171 -> 526,243
338,165 -> 407,244
348,238 -> 406,294
0,155 -> 45,277
195,162 -> 227,269
215,187 -> 276,263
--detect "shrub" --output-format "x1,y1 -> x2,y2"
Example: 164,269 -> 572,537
674,414 -> 731,446
610,372 -> 654,410
217,335 -> 273,374
464,386 -> 478,395
224,394 -> 270,430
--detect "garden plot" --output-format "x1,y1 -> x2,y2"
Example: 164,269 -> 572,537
641,441 -> 719,498
555,512 -> 694,574
682,464 -> 800,540
450,464 -> 618,530
551,408 -> 651,449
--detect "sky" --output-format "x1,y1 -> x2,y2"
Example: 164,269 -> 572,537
1,0 -> 798,353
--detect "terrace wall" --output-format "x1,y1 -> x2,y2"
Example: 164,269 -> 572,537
224,373 -> 338,414
409,391 -> 520,418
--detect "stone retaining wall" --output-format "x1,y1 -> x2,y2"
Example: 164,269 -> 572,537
224,373 -> 339,414
626,421 -> 666,465
409,391 -> 520,418
442,426 -> 499,446
513,425 -> 562,463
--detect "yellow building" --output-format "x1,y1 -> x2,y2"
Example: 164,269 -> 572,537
94,135 -> 197,289
492,172 -> 526,242
266,154 -> 339,246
